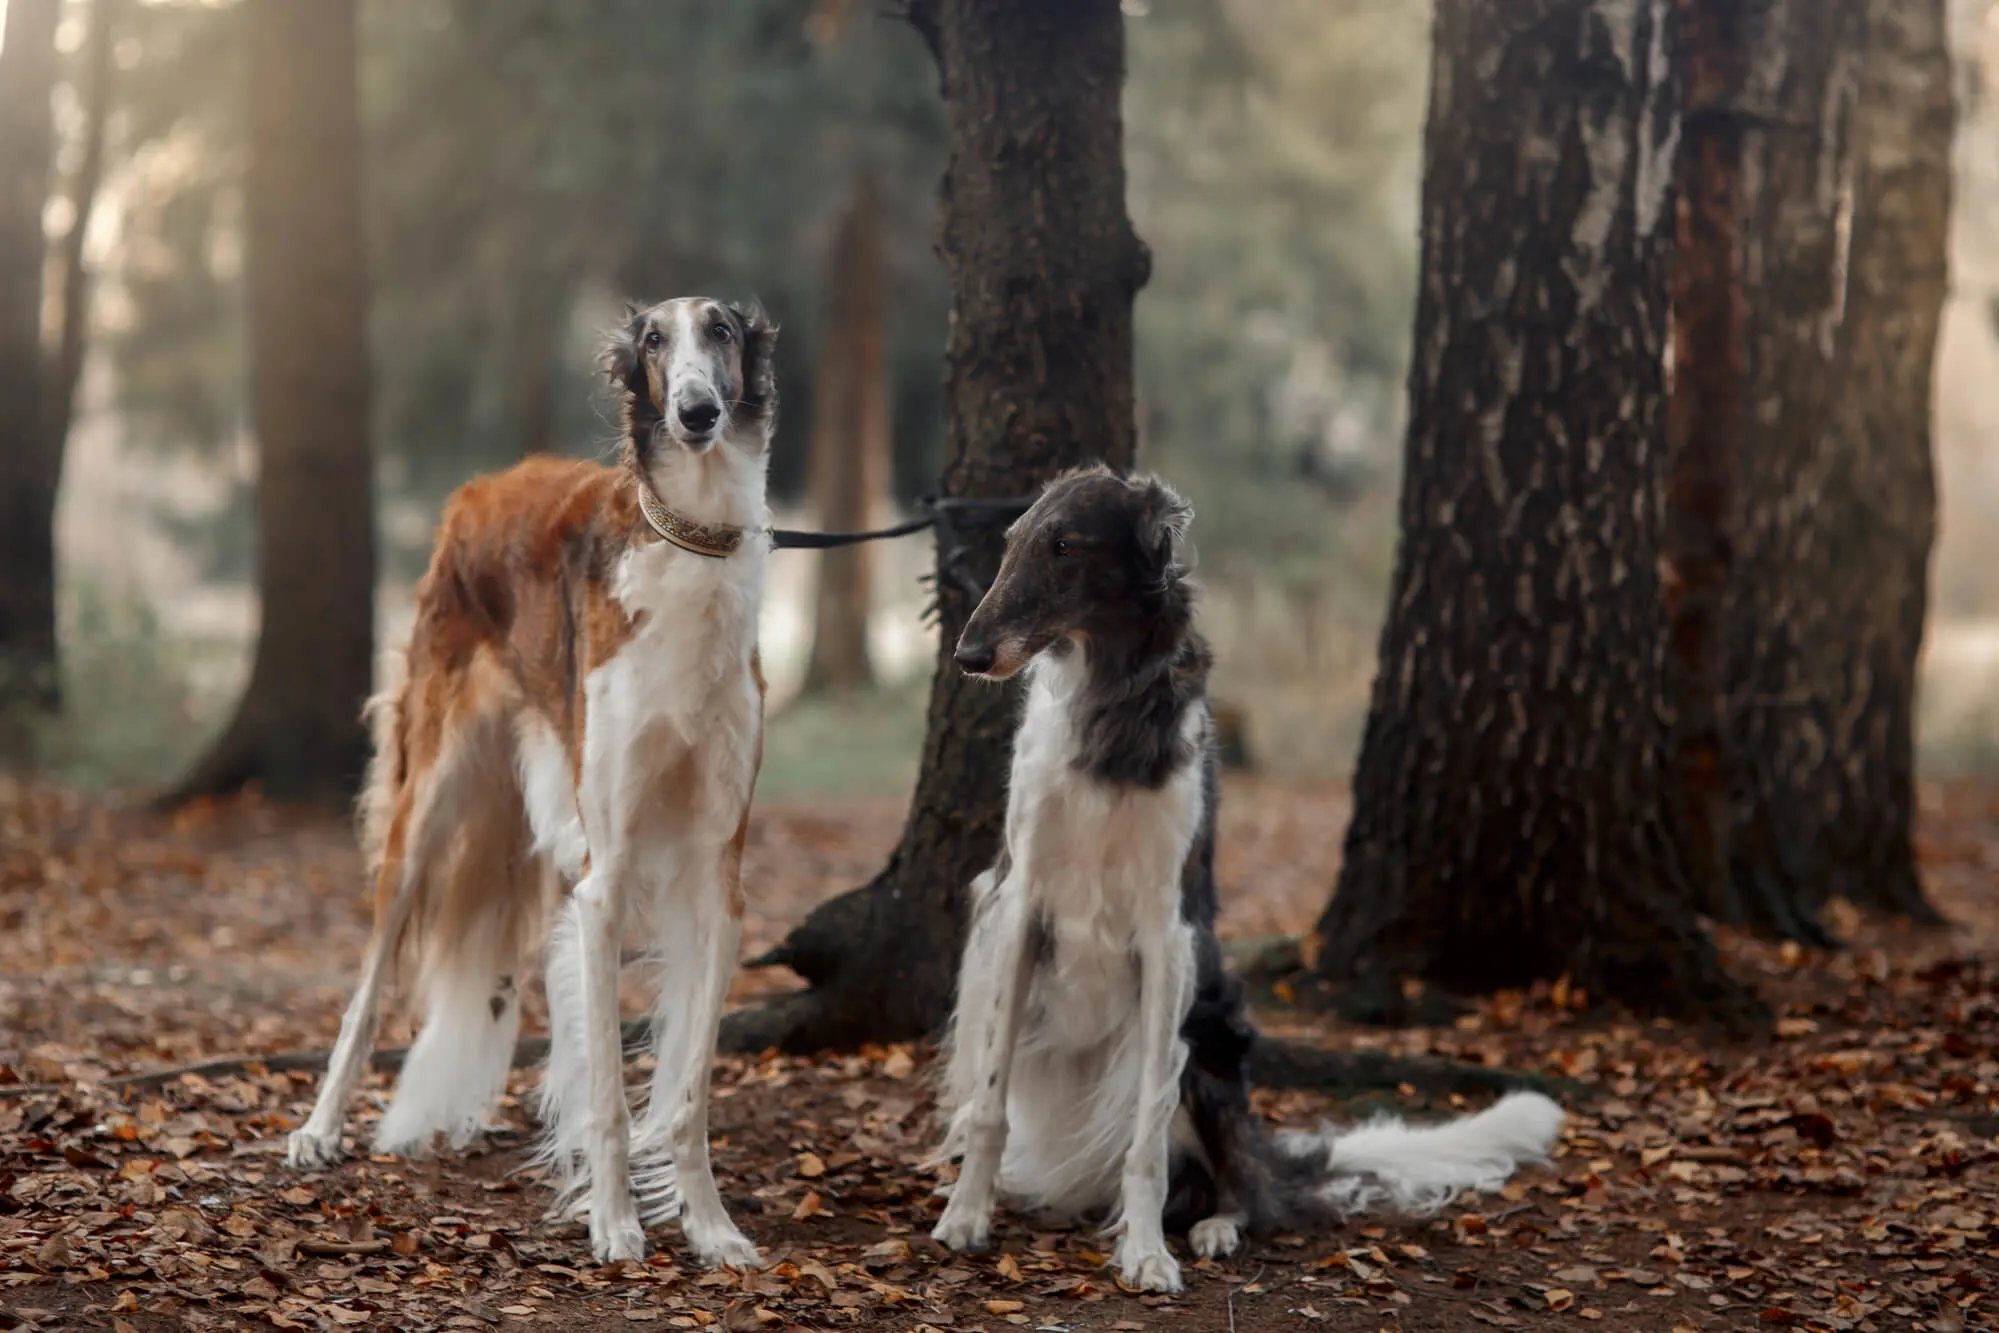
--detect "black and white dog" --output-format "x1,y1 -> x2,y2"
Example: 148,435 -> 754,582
929,466 -> 1564,1292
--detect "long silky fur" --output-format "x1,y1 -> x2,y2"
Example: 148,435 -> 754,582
933,467 -> 1567,1257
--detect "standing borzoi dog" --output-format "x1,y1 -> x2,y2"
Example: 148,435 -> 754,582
930,466 -> 1565,1292
285,297 -> 777,1269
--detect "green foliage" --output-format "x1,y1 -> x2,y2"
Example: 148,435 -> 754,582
31,576 -> 237,791
758,679 -> 929,802
85,0 -> 1431,780
105,0 -> 951,545
1127,0 -> 1427,583
103,1 -> 1423,560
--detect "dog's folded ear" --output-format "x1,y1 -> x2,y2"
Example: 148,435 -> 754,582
600,304 -> 652,402
1135,476 -> 1194,580
731,300 -> 781,421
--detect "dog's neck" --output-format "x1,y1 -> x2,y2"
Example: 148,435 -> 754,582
1039,600 -> 1212,792
626,427 -> 771,558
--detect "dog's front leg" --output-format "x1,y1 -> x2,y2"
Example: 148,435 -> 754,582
933,872 -> 1034,1253
1113,918 -> 1195,1293
571,846 -> 645,1264
641,825 -> 760,1270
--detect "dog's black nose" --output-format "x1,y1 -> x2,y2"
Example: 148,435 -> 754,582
678,400 -> 722,434
954,641 -> 996,675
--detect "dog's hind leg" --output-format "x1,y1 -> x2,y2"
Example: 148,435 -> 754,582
1189,1201 -> 1247,1260
1110,917 -> 1196,1293
374,758 -> 543,1157
288,731 -> 471,1170
933,866 -> 1035,1254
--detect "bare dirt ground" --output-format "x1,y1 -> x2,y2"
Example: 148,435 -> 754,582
2,776 -> 1995,1332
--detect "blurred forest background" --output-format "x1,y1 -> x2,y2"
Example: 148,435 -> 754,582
4,0 -> 1998,795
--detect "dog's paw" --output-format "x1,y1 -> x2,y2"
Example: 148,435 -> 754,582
1114,1237 -> 1183,1293
588,1201 -> 648,1264
1190,1215 -> 1242,1259
685,1223 -> 763,1270
931,1201 -> 994,1253
286,1128 -> 344,1170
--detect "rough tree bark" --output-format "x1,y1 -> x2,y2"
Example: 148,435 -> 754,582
1661,0 -> 1745,930
0,0 -> 63,742
1311,0 -> 1766,1032
722,0 -> 1150,1053
1813,0 -> 1950,920
1726,0 -> 1867,937
803,169 -> 891,696
166,0 -> 376,807
1725,0 -> 1948,930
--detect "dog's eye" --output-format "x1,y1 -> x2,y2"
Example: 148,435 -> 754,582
709,321 -> 733,344
644,329 -> 662,349
1052,538 -> 1070,557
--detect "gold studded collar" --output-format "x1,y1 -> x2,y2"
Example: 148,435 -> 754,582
635,482 -> 752,558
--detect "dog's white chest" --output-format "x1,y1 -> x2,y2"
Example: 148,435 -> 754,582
603,544 -> 763,718
1004,656 -> 1203,1044
577,543 -> 766,838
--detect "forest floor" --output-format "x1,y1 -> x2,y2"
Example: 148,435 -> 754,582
1,775 -> 1996,1333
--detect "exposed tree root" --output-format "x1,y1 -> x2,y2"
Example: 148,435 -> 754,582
4,1017 -> 1575,1112
1246,1037 -> 1582,1103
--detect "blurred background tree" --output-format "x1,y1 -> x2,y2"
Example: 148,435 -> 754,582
0,0 -> 63,751
166,0 -> 374,805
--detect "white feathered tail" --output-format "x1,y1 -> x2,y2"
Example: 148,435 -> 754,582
1275,1091 -> 1565,1216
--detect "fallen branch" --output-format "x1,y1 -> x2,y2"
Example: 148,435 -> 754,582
298,1238 -> 392,1257
3,1018 -> 1576,1110
0,1019 -> 654,1101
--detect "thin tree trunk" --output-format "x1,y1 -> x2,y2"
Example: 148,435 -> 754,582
802,169 -> 890,696
1726,0 -> 1869,937
1725,0 -> 1948,929
46,0 -> 125,466
1815,0 -> 1950,920
723,0 -> 1150,1053
1311,0 -> 1766,1033
166,0 -> 375,807
0,0 -> 64,743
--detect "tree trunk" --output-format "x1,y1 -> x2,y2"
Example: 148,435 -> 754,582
0,0 -> 63,745
1310,0 -> 1765,1033
1814,0 -> 1949,920
1661,0 -> 1745,930
1725,0 -> 1866,937
47,0 -> 124,468
1724,0 -> 1947,929
802,169 -> 891,696
166,0 -> 375,808
723,0 -> 1150,1053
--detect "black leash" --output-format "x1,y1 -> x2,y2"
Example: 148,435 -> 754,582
769,493 -> 1034,551
768,515 -> 936,550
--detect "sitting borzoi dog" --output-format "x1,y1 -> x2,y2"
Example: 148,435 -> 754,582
931,466 -> 1564,1292
286,297 -> 777,1269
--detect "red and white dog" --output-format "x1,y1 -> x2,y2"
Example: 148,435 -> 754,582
285,297 -> 778,1269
